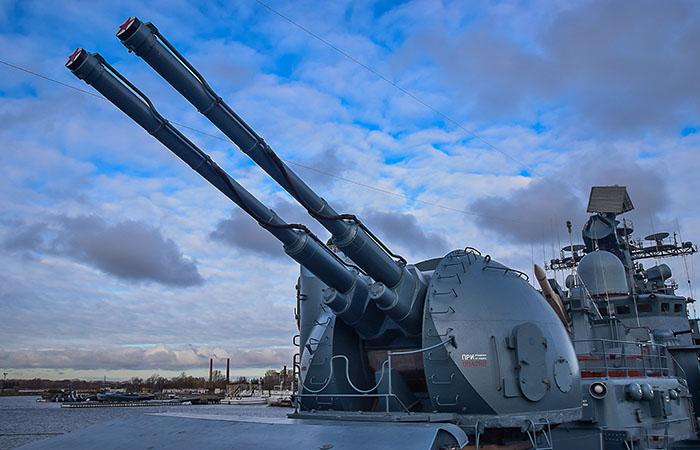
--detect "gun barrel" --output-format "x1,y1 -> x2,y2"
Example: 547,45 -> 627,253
66,48 -> 386,338
116,17 -> 405,289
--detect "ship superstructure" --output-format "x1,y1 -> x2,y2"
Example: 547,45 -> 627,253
545,186 -> 700,449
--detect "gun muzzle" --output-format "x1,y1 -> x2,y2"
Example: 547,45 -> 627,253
66,48 -> 387,339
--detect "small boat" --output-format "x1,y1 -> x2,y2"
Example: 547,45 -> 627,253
266,396 -> 293,407
220,396 -> 267,405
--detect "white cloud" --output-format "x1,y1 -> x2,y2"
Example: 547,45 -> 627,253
0,344 -> 293,371
1,0 -> 699,379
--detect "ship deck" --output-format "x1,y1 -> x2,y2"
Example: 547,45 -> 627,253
18,412 -> 468,450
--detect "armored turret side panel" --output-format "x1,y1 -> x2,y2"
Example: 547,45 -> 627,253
298,266 -> 327,358
423,250 -> 581,430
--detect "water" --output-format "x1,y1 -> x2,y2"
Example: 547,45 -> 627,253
0,396 -> 291,449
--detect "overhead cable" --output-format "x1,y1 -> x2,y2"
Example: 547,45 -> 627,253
253,0 -> 538,176
0,58 -> 539,225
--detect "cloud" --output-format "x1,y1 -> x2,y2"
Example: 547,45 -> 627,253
469,178 -> 583,244
401,0 -> 700,135
209,209 -> 287,257
2,221 -> 48,252
2,215 -> 203,287
0,344 -> 292,371
289,146 -> 344,189
1,0 -> 699,380
362,209 -> 449,258
469,146 -> 670,243
210,192 -> 450,262
55,216 -> 205,287
209,193 -> 332,258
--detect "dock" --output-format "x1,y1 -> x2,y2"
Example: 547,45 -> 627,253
61,401 -> 186,408
61,394 -> 222,408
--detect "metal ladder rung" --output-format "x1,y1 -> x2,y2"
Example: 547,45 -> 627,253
525,419 -> 553,450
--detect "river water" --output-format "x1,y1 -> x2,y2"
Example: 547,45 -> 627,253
0,396 -> 291,449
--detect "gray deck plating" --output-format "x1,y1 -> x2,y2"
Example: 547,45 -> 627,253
19,413 -> 468,450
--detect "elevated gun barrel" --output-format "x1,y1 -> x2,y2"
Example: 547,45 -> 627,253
115,17 -> 405,289
65,48 -> 386,339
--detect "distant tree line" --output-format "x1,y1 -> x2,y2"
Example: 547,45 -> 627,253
1,367 -> 293,393
261,369 -> 292,391
2,378 -> 107,391
126,371 -> 237,392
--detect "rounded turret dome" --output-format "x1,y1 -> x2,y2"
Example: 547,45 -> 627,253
577,250 -> 628,296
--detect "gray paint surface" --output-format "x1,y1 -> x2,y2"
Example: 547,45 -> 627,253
19,413 -> 467,450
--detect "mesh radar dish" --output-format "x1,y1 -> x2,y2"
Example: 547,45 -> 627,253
586,186 -> 634,214
644,232 -> 670,242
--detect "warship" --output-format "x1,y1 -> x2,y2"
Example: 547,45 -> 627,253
27,16 -> 700,450
543,186 -> 700,450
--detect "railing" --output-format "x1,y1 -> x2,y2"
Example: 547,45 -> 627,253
525,418 -> 553,450
573,339 -> 672,378
291,352 -> 300,413
626,424 -> 677,450
295,336 -> 455,413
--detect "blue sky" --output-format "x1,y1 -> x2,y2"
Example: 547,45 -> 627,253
1,0 -> 699,380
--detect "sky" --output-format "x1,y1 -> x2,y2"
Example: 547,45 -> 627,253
1,0 -> 699,381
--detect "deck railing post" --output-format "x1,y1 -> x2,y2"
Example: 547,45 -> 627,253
602,340 -> 608,377
386,352 -> 393,413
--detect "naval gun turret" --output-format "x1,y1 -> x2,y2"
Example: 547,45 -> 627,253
66,17 -> 582,448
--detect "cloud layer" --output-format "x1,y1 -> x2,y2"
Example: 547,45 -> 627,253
0,344 -> 292,371
3,215 -> 203,287
400,0 -> 700,135
1,0 -> 699,379
470,147 -> 671,243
